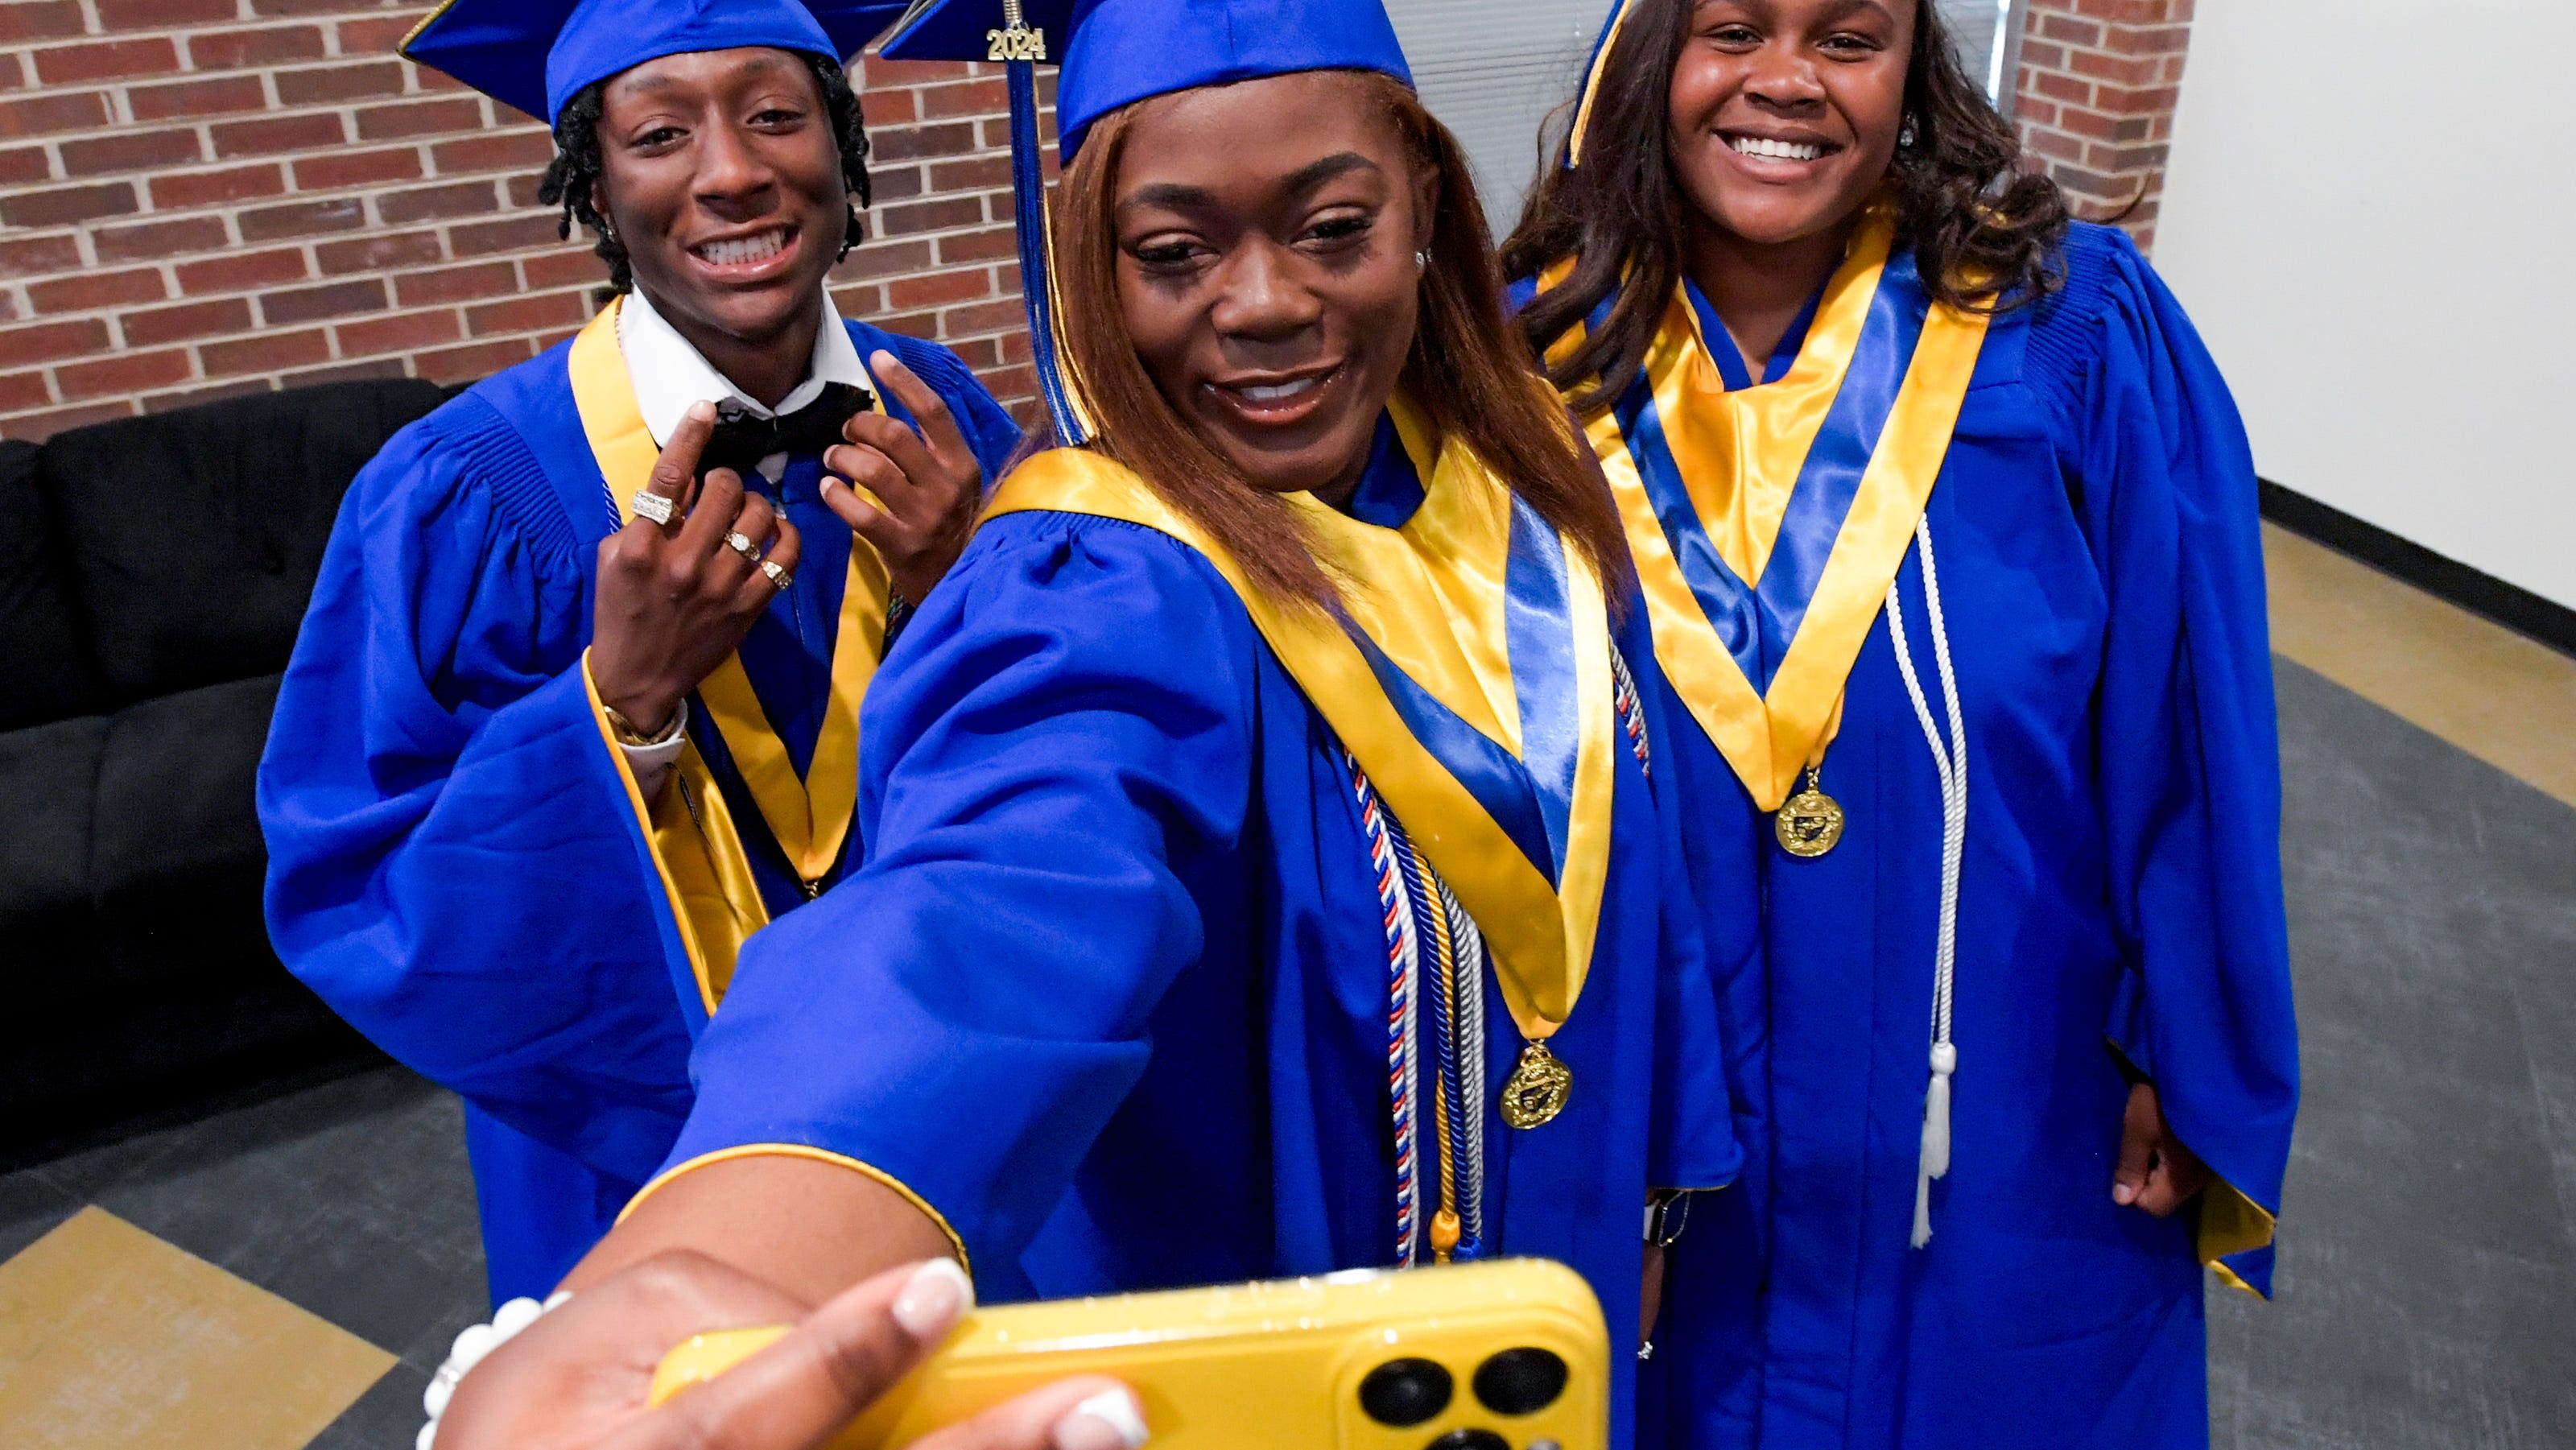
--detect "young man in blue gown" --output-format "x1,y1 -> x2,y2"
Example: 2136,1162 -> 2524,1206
258,0 -> 1026,1304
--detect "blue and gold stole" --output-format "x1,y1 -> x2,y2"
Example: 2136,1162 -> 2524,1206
984,399 -> 1618,1051
1553,211 -> 1990,811
566,300 -> 898,1015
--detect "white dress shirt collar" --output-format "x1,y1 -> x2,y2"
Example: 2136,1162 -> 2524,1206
616,283 -> 872,450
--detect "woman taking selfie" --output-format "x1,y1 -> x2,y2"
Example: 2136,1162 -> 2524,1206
439,0 -> 1740,1441
1504,0 -> 2299,1444
259,0 -> 1022,1306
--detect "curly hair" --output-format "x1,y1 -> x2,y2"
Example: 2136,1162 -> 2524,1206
1501,0 -> 2070,416
536,51 -> 873,293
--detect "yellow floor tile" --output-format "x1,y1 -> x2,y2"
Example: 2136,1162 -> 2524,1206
0,1207 -> 393,1450
2264,524 -> 2576,809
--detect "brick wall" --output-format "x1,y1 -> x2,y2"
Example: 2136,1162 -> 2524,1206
2011,0 -> 2194,251
0,0 -> 1036,441
0,1 -> 2189,441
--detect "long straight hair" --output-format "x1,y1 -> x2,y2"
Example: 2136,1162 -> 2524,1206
1052,70 -> 1630,609
1501,0 -> 2070,417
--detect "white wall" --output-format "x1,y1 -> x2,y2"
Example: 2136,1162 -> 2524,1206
2153,0 -> 2576,609
1381,0 -> 1599,217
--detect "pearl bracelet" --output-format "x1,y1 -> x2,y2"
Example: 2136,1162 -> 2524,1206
418,1290 -> 572,1449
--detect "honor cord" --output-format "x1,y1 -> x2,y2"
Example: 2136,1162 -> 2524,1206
1351,750 -> 1490,1264
1353,751 -> 1426,1266
1885,516 -> 1967,1249
1435,874 -> 1489,1250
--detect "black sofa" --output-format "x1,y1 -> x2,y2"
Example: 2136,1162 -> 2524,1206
0,378 -> 450,1158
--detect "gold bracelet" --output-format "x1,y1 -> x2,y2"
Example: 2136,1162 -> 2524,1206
604,702 -> 681,747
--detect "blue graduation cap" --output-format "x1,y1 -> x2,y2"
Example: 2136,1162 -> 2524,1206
399,0 -> 912,123
1565,0 -> 1633,169
876,0 -> 1415,443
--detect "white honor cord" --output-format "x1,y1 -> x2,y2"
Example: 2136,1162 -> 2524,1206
1884,515 -> 1967,1250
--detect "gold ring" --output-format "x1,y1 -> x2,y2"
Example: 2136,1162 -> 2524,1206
761,559 -> 792,590
724,530 -> 760,560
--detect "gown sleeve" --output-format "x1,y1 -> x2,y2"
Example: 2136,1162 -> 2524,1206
2041,225 -> 2301,1295
258,401 -> 696,1188
649,511 -> 1260,1274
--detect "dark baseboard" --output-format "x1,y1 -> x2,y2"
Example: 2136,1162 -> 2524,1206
2260,479 -> 2576,659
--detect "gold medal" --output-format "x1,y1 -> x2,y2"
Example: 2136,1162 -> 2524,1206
1499,1043 -> 1572,1129
1774,762 -> 1844,858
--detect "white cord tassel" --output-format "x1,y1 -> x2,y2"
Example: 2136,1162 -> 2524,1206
1913,1040 -> 1958,1246
1889,517 -> 1967,1250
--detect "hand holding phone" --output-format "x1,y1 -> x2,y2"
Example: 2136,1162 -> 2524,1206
432,1253 -> 1141,1450
650,1258 -> 1608,1450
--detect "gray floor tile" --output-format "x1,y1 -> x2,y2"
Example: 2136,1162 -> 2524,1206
307,1363 -> 430,1450
2225,1239 -> 2576,1449
27,1066 -> 487,1372
2231,662 -> 2576,1448
0,1168 -> 80,1262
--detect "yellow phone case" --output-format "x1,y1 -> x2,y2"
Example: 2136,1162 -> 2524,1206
649,1258 -> 1607,1450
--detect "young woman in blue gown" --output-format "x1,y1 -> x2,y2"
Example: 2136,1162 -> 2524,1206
464,0 -> 1744,1441
256,0 -> 1025,1304
1503,1 -> 2301,1444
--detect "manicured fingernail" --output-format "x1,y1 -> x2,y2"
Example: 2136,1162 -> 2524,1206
686,400 -> 715,423
2112,1184 -> 2136,1205
1051,1389 -> 1148,1450
890,1258 -> 972,1341
819,476 -> 839,493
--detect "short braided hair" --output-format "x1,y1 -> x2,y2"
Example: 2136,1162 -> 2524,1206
536,51 -> 873,293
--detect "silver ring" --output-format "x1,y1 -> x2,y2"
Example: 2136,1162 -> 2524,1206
761,559 -> 792,590
724,530 -> 760,561
632,491 -> 676,527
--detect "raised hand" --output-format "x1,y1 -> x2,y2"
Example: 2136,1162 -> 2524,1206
590,400 -> 804,737
821,350 -> 989,606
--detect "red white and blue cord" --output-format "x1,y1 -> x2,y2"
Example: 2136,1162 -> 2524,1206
1348,749 -> 1488,1266
1355,754 -> 1426,1266
1610,647 -> 1653,777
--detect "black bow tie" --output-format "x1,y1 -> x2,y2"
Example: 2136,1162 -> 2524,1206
697,382 -> 873,481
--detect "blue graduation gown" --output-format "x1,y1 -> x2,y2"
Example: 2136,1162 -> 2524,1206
258,316 -> 1022,1303
658,448 -> 1744,1444
1643,225 -> 2301,1447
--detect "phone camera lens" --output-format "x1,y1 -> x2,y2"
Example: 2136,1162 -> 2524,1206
1472,1347 -> 1569,1415
1426,1431 -> 1509,1450
1359,1357 -> 1454,1427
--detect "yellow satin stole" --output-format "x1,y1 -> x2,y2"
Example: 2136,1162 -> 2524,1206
985,401 -> 1616,1045
1554,213 -> 1989,812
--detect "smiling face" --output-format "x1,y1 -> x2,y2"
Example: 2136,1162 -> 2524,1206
1666,0 -> 1913,250
1108,70 -> 1435,499
593,47 -> 844,364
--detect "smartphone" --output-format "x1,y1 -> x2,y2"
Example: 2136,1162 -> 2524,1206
650,1257 -> 1608,1450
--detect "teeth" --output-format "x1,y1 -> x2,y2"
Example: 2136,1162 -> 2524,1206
1241,378 -> 1319,401
697,229 -> 786,266
1732,136 -> 1824,162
